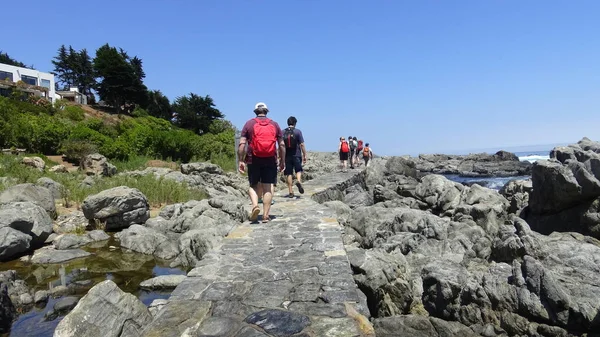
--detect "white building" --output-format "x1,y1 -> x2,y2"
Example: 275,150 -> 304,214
56,87 -> 87,105
0,63 -> 56,102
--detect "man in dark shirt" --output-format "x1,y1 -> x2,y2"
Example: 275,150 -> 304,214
283,116 -> 307,197
238,102 -> 285,222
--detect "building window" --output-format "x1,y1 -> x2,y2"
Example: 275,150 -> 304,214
21,75 -> 37,86
0,71 -> 13,82
40,79 -> 51,89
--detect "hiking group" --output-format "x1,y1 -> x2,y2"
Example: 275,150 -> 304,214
338,136 -> 373,172
237,102 -> 307,223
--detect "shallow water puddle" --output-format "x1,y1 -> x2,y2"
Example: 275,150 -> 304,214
0,235 -> 188,337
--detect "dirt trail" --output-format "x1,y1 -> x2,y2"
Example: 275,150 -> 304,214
46,155 -> 78,171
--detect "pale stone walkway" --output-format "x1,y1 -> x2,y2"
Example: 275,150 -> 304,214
142,171 -> 375,337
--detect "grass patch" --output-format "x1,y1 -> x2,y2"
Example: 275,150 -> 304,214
112,155 -> 155,172
0,154 -> 207,208
207,152 -> 236,172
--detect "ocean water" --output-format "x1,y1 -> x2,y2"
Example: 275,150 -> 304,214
445,150 -> 551,190
514,150 -> 550,163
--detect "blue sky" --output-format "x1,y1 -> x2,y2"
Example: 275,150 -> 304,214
3,1 -> 599,155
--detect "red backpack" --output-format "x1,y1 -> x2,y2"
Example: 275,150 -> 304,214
357,140 -> 364,151
341,141 -> 349,153
251,118 -> 277,157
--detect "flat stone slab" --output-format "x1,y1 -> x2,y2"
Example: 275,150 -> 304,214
30,246 -> 91,264
141,171 -> 374,336
139,275 -> 186,289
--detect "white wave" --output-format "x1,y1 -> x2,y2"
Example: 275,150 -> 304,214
519,155 -> 549,163
485,180 -> 508,190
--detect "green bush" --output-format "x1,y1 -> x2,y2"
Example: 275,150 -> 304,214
0,96 -> 237,167
131,107 -> 149,117
58,105 -> 86,121
60,140 -> 98,163
29,114 -> 70,153
99,138 -> 132,161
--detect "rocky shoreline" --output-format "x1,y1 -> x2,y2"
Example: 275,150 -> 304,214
409,150 -> 532,178
1,139 -> 599,336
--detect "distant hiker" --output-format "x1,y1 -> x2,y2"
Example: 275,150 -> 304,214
238,102 -> 285,222
363,142 -> 373,167
356,139 -> 364,166
351,136 -> 359,168
339,136 -> 350,172
283,116 -> 307,198
348,136 -> 357,169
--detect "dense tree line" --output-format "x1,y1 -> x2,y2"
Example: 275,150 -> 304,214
1,47 -> 230,138
50,44 -> 226,135
0,51 -> 32,69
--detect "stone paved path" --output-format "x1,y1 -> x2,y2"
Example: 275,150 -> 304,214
142,171 -> 375,337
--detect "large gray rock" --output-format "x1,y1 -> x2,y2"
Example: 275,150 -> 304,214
36,177 -> 64,200
22,156 -> 45,171
0,201 -> 53,246
0,183 -> 56,217
81,186 -> 150,230
0,280 -> 15,333
0,227 -> 31,261
116,225 -> 179,260
525,138 -> 600,238
180,162 -> 223,175
81,153 -> 116,177
53,280 -> 152,337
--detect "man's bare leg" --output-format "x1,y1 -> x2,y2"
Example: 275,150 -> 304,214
256,184 -> 264,202
262,182 -> 273,221
248,185 -> 260,221
287,174 -> 294,195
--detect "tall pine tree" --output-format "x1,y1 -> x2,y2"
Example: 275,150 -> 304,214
172,93 -> 224,134
51,45 -> 95,101
93,44 -> 147,113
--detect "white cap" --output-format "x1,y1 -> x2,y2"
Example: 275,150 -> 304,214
254,102 -> 268,110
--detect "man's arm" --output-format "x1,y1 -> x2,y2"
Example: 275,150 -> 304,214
278,137 -> 286,170
275,123 -> 286,169
238,136 -> 247,163
300,143 -> 307,162
298,130 -> 307,162
278,138 -> 286,160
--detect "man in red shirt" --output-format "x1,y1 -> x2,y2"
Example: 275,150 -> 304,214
238,102 -> 285,222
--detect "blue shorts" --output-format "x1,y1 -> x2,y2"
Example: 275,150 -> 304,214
247,163 -> 277,186
284,156 -> 303,175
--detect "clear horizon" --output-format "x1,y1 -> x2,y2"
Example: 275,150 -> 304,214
3,1 -> 599,156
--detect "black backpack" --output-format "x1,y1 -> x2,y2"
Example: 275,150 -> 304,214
283,127 -> 297,149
